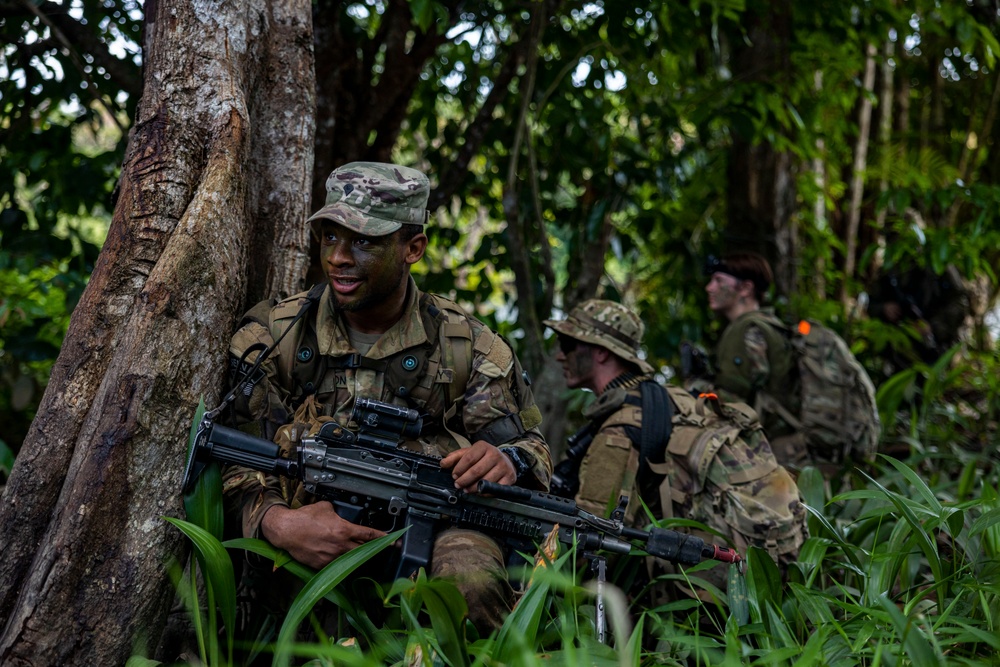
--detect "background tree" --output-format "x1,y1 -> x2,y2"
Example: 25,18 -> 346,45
2,0 -> 1000,660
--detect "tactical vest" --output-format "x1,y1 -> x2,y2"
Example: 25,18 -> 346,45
238,285 -> 537,449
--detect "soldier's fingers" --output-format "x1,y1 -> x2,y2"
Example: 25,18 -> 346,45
355,526 -> 387,543
439,449 -> 463,469
450,447 -> 487,479
453,456 -> 495,489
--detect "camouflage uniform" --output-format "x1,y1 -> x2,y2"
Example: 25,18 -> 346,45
712,309 -> 807,469
546,300 -> 806,601
223,162 -> 552,634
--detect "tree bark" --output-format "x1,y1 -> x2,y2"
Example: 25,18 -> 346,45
0,0 -> 315,664
724,0 -> 798,297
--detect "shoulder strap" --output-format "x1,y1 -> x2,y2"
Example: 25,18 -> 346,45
638,381 -> 672,466
212,284 -> 324,420
272,283 -> 327,405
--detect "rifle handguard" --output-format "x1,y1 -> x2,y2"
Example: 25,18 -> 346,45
623,526 -> 743,567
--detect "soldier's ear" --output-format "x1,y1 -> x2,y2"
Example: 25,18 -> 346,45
403,233 -> 428,265
592,346 -> 613,364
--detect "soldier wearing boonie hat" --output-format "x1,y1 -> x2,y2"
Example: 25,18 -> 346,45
545,298 -> 806,609
543,299 -> 654,375
306,162 -> 430,237
223,161 -> 552,635
543,299 -> 659,518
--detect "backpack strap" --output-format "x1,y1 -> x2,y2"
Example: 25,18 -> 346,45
630,381 -> 673,467
271,283 -> 328,405
425,294 -> 476,448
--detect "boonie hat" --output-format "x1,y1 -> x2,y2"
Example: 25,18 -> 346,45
306,162 -> 430,237
544,299 -> 654,374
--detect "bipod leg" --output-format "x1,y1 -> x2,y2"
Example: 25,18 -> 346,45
587,553 -> 608,644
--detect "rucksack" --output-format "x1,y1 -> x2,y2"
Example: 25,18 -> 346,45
754,315 -> 881,466
651,387 -> 806,555
642,386 -> 807,598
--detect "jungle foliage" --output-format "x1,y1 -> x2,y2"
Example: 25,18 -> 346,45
2,0 -> 1000,662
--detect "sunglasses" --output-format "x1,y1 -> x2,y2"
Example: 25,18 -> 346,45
558,335 -> 579,354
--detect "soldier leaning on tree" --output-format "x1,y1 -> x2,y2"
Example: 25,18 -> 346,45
545,300 -> 806,604
220,161 -> 552,633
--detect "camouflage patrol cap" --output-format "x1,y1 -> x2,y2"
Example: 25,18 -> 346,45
306,162 -> 430,237
543,299 -> 654,373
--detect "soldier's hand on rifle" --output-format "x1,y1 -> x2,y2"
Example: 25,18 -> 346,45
260,501 -> 387,569
440,440 -> 517,492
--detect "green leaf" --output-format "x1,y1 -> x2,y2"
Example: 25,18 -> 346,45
409,0 -> 434,32
859,470 -> 944,589
182,398 -> 224,540
879,455 -> 942,514
163,516 -> 236,661
876,594 -> 942,667
746,546 -> 783,609
494,555 -> 564,662
969,508 -> 1000,538
0,438 -> 14,476
124,658 -> 162,667
802,504 -> 865,571
415,578 -> 470,667
796,466 -> 826,516
273,529 -> 406,667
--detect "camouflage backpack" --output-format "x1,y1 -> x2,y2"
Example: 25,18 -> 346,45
637,386 -> 806,598
753,314 -> 881,466
652,387 -> 806,557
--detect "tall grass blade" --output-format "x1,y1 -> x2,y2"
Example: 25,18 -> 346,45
273,529 -> 405,667
182,398 -> 224,540
879,455 -> 942,514
860,470 -> 944,586
802,504 -> 865,571
225,536 -> 388,648
876,594 -> 943,667
416,578 -> 470,667
164,516 -> 236,664
495,556 -> 566,663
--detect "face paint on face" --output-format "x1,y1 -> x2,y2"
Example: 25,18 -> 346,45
556,341 -> 595,390
705,272 -> 743,315
320,223 -> 409,313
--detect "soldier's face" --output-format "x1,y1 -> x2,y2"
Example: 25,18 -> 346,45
705,272 -> 744,315
320,223 -> 424,313
555,336 -> 595,390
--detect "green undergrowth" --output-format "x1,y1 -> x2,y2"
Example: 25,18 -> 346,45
145,372 -> 1000,667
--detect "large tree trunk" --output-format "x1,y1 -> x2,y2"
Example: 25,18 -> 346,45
724,0 -> 798,297
0,0 -> 315,664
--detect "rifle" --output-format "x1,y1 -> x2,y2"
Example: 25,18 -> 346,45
182,397 -> 741,585
548,421 -> 600,499
679,341 -> 710,381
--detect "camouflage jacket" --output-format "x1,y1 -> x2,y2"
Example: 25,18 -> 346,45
222,277 -> 552,538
